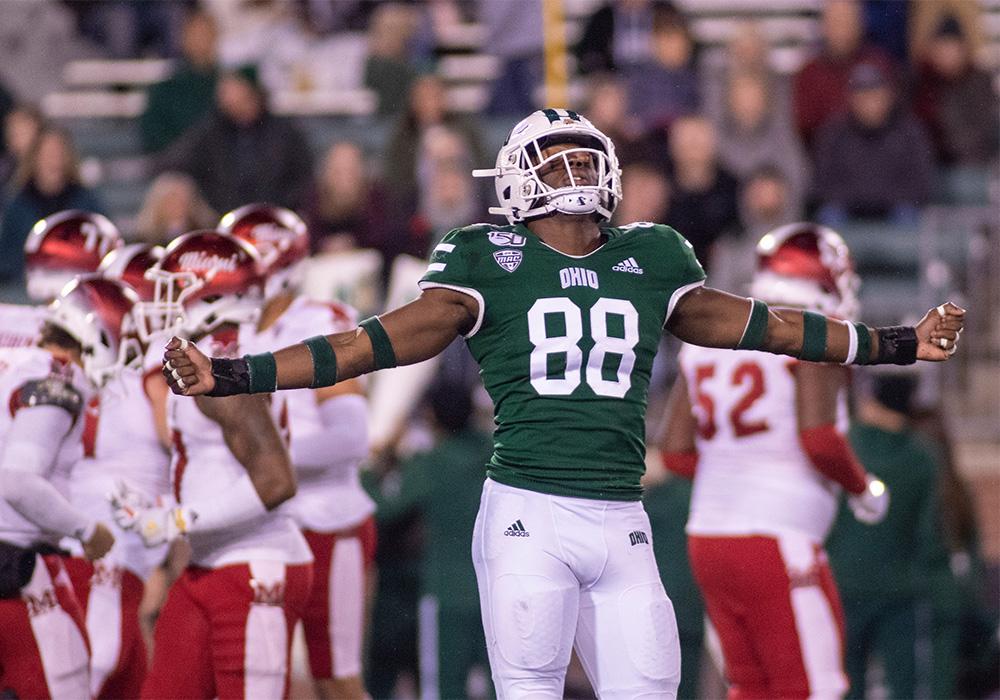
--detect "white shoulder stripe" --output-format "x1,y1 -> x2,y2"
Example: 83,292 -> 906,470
426,262 -> 447,272
433,243 -> 456,253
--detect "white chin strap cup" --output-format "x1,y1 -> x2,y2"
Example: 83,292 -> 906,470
550,191 -> 601,215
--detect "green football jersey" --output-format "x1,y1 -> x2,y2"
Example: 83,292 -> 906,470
419,222 -> 706,500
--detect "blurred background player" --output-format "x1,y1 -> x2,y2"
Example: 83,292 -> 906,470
0,276 -> 133,698
56,242 -> 172,699
826,367 -> 942,699
112,230 -> 313,699
658,223 -> 890,698
221,204 -> 375,700
0,210 -> 122,348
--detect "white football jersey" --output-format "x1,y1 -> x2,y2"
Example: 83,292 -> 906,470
678,344 -> 848,542
67,368 -> 171,579
244,296 -> 375,532
168,326 -> 311,568
0,348 -> 91,548
0,303 -> 46,348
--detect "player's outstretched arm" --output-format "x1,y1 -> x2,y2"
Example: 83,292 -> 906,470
162,288 -> 477,396
666,286 -> 965,365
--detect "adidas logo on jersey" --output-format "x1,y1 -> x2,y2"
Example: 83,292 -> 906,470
504,520 -> 530,537
612,257 -> 644,274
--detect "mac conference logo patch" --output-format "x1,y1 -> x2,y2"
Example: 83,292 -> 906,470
493,249 -> 523,272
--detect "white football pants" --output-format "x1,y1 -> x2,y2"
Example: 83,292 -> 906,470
472,478 -> 681,699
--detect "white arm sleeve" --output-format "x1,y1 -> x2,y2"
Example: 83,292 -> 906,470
0,405 -> 96,540
290,394 -> 369,475
182,472 -> 267,534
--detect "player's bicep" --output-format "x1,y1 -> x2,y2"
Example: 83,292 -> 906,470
377,288 -> 476,365
657,375 -> 697,454
794,362 -> 846,431
666,286 -> 756,348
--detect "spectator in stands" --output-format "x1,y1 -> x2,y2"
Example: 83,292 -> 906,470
793,0 -> 896,150
0,125 -> 104,285
661,115 -> 741,271
621,8 -> 700,133
0,105 -> 44,193
711,165 -> 799,296
713,69 -> 809,214
304,141 -> 388,255
913,15 -> 999,169
701,22 -> 789,129
382,74 -> 486,219
811,61 -> 934,225
159,64 -> 313,214
479,0 -> 544,116
574,0 -> 682,75
364,3 -> 419,117
132,171 -> 216,245
413,125 -> 481,253
614,162 -> 670,226
827,369 -> 942,700
63,0 -> 188,59
582,75 -> 643,165
140,10 -> 219,154
909,0 -> 983,66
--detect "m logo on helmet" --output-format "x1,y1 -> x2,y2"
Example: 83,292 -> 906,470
493,250 -> 523,272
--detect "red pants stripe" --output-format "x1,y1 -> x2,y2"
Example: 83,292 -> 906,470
141,561 -> 312,699
0,554 -> 89,699
301,516 -> 377,680
689,534 -> 848,700
63,557 -> 148,699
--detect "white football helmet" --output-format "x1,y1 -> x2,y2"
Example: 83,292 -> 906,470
750,222 -> 861,320
473,108 -> 622,223
47,275 -> 142,387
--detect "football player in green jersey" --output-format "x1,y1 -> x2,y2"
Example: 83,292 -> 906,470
161,108 -> 964,698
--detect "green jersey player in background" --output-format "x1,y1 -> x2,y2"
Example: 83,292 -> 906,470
161,108 -> 965,699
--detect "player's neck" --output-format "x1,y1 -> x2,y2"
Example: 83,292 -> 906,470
527,214 -> 604,256
258,293 -> 295,332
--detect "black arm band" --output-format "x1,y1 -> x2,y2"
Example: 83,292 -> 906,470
873,326 -> 918,365
304,335 -> 338,388
206,358 -> 252,396
359,316 -> 398,370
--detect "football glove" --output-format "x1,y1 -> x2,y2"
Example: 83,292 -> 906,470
108,481 -> 193,547
847,475 -> 890,525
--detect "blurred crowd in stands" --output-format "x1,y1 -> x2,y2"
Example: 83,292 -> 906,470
0,0 -> 996,697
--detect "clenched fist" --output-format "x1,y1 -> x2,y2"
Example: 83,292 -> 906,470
915,302 -> 965,361
162,337 -> 214,396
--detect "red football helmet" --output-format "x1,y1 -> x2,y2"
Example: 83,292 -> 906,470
24,210 -> 124,302
47,275 -> 141,387
98,243 -> 164,301
137,230 -> 264,339
750,222 -> 860,319
218,203 -> 309,299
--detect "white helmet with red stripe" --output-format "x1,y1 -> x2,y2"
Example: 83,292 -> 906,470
24,210 -> 124,302
218,203 -> 309,300
47,275 -> 141,387
99,243 -> 165,343
137,230 -> 264,340
750,222 -> 860,320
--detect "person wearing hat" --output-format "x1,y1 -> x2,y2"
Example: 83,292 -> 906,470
157,62 -> 313,215
811,59 -> 934,225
